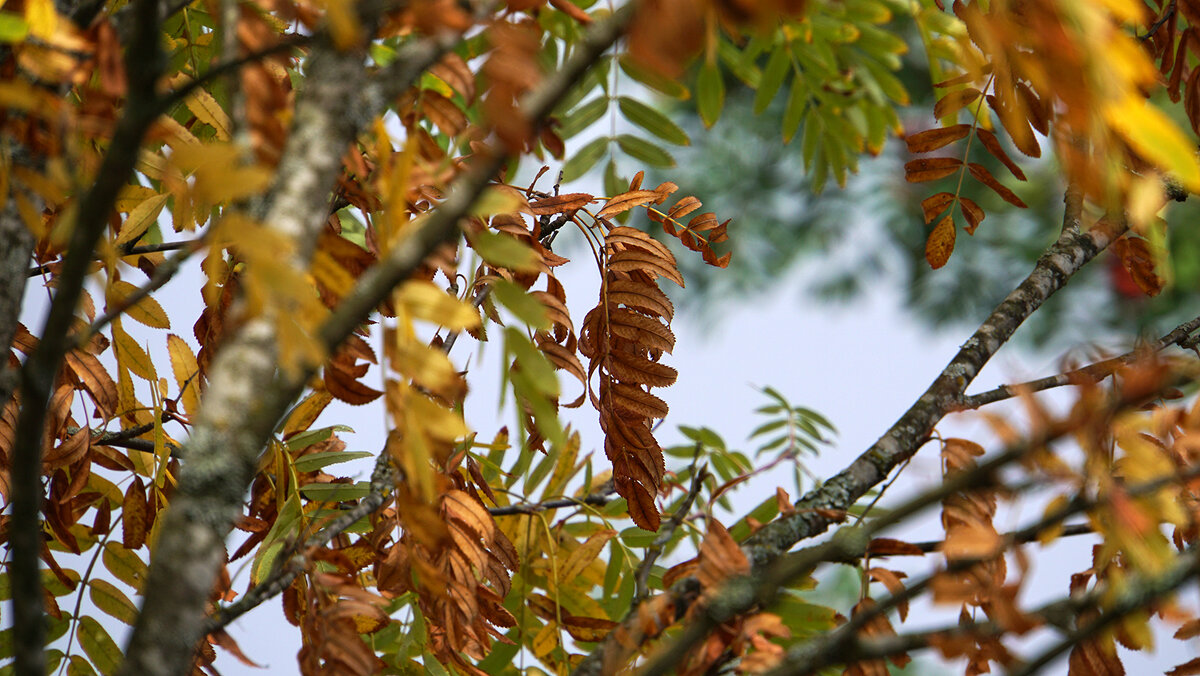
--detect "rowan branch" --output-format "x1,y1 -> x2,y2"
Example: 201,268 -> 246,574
10,0 -> 164,669
487,487 -> 616,516
955,313 -> 1200,410
117,25 -> 455,675
573,199 -> 1126,676
121,9 -> 635,675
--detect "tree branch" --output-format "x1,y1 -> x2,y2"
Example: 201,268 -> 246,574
955,313 -> 1200,411
10,0 -> 164,669
26,239 -> 199,278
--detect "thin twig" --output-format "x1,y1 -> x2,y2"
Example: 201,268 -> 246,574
635,462 -> 707,600
487,487 -> 616,516
73,239 -> 206,347
26,239 -> 199,277
955,313 -> 1200,411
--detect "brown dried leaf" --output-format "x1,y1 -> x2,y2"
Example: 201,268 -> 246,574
925,213 -> 956,269
905,157 -> 963,183
976,128 -> 1027,180
697,518 -> 749,589
906,124 -> 971,153
598,190 -> 661,218
529,192 -> 595,215
921,192 -> 956,225
959,197 -> 985,234
967,163 -> 1028,207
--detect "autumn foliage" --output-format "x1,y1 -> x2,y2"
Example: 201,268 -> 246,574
3,0 -> 1200,675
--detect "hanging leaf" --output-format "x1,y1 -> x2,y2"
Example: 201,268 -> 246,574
904,157 -> 962,183
925,213 -> 955,269
697,62 -> 725,128
618,96 -> 689,146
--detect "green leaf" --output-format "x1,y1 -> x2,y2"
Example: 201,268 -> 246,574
754,46 -> 790,114
560,96 -> 609,138
77,617 -> 122,676
68,654 -> 98,676
0,11 -> 28,42
291,451 -> 374,473
299,481 -> 371,502
562,135 -> 609,181
619,526 -> 661,548
89,579 -> 139,625
103,544 -> 147,593
718,39 -> 761,88
696,62 -> 725,128
470,229 -> 539,272
782,75 -> 808,143
250,490 -> 303,584
505,327 -> 559,398
618,55 -> 690,99
617,96 -> 689,146
492,279 -> 549,328
678,426 -> 726,451
616,134 -> 674,168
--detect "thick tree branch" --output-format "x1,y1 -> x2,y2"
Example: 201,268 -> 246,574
10,0 -> 163,670
119,9 -> 635,676
573,203 -> 1126,676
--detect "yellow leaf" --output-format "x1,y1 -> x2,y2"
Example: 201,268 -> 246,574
165,334 -> 200,416
24,0 -> 55,39
169,143 -> 272,204
114,185 -> 158,214
282,389 -> 333,435
471,185 -> 529,217
322,0 -> 363,49
388,338 -> 461,398
310,249 -> 355,299
110,280 -> 170,329
395,281 -> 480,330
114,194 -> 169,247
184,88 -> 231,140
113,323 -> 158,383
924,213 -> 955,269
561,529 -> 615,583
1104,94 -> 1200,192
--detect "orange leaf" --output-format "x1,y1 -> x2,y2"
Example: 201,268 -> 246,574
921,192 -> 956,225
967,163 -> 1027,207
959,197 -> 985,234
905,124 -> 971,153
905,157 -> 963,183
925,213 -> 956,269
976,128 -> 1026,180
934,88 -> 982,119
